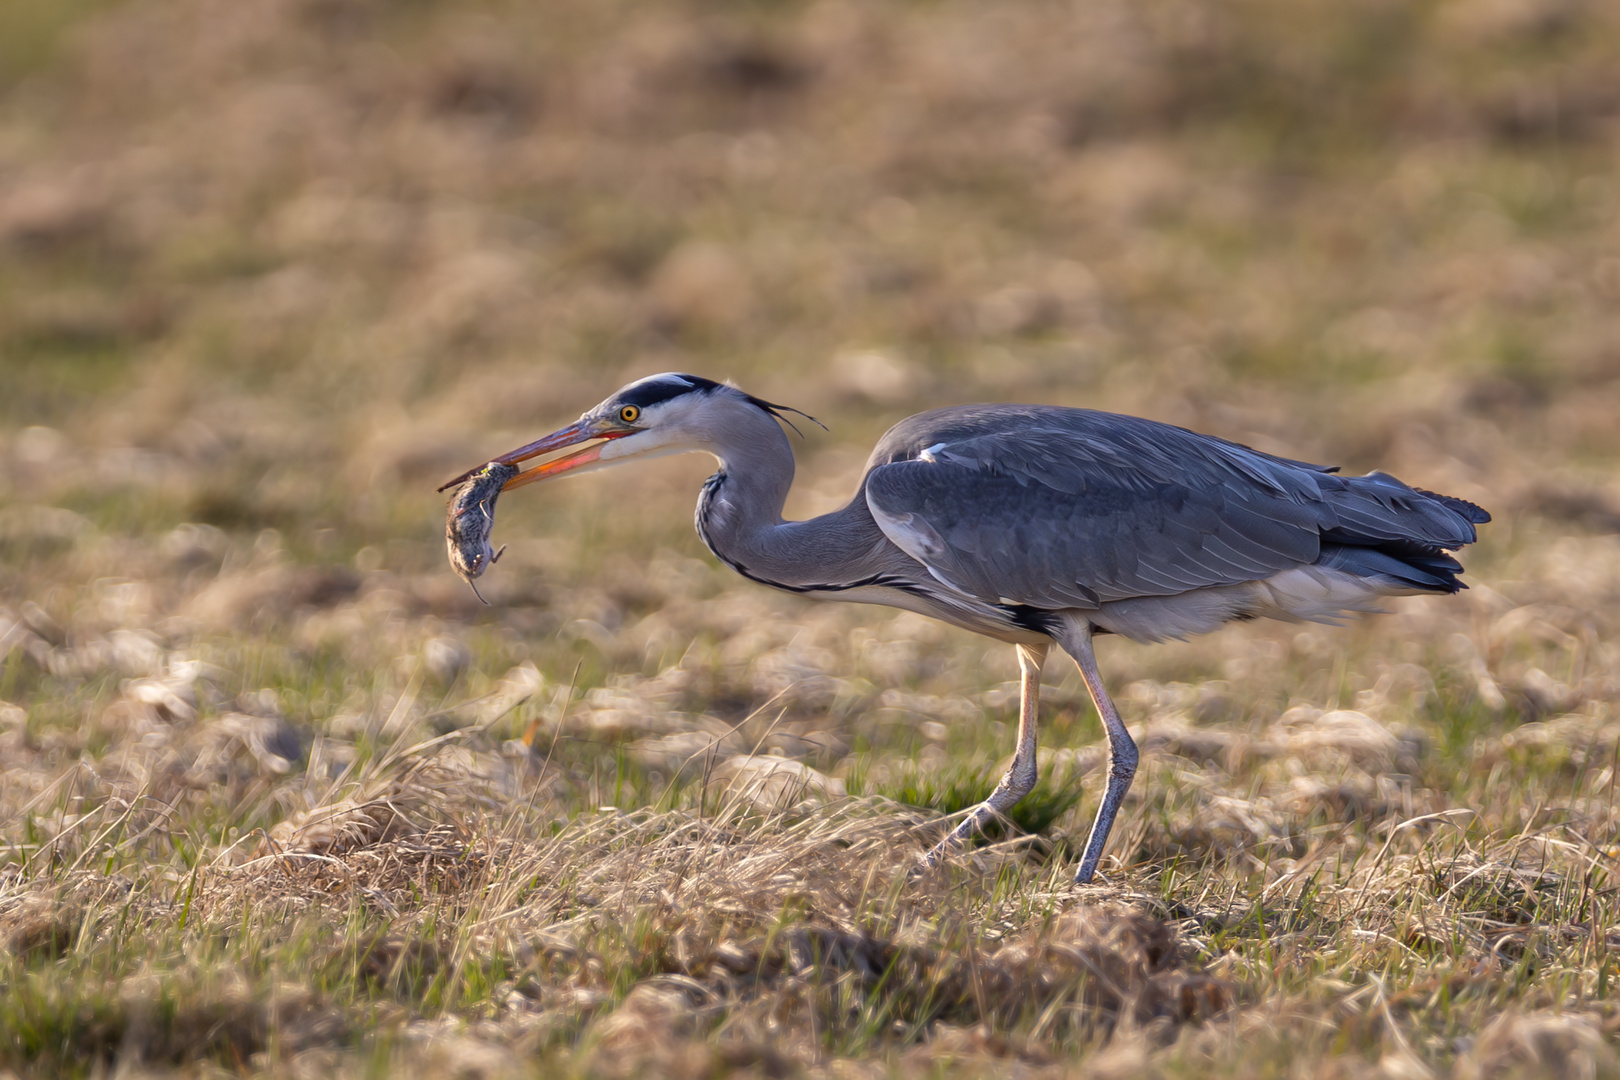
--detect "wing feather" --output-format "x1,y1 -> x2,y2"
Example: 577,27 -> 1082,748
863,408 -> 1336,609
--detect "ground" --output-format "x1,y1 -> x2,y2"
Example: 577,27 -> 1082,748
3,0 -> 1620,1076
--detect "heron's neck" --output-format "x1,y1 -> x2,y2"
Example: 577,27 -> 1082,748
694,412 -> 887,590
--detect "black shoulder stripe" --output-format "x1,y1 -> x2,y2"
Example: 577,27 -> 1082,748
999,604 -> 1062,636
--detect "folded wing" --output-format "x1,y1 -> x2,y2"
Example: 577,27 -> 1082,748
862,406 -> 1486,611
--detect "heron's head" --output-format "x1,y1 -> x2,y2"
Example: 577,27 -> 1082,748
439,373 -> 812,494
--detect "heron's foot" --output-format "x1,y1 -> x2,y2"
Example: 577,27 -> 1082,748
917,833 -> 961,872
915,800 -> 1003,873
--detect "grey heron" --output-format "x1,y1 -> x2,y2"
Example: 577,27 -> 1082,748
442,373 -> 1489,884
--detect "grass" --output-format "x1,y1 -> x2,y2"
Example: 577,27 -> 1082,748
3,0 -> 1620,1075
854,760 -> 1087,843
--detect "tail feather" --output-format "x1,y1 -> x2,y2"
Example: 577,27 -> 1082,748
1414,487 -> 1491,525
1317,544 -> 1465,593
1312,473 -> 1488,594
1318,472 -> 1482,548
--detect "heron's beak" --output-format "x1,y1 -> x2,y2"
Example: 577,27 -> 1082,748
437,419 -> 631,493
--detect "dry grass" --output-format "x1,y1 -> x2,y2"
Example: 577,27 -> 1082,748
3,0 -> 1620,1075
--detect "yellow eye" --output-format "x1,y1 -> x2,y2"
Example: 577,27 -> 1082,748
619,405 -> 641,424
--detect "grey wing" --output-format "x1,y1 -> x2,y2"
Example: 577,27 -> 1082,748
863,412 -> 1344,610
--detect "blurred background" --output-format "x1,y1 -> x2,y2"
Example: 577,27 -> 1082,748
1,0 -> 1619,791
8,6 -> 1620,1072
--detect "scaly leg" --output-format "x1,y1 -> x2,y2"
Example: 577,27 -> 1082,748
1057,621 -> 1138,884
922,642 -> 1049,866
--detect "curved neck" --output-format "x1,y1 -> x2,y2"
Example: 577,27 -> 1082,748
692,404 -> 892,591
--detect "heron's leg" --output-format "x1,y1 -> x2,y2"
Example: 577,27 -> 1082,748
1058,622 -> 1138,884
923,642 -> 1049,866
